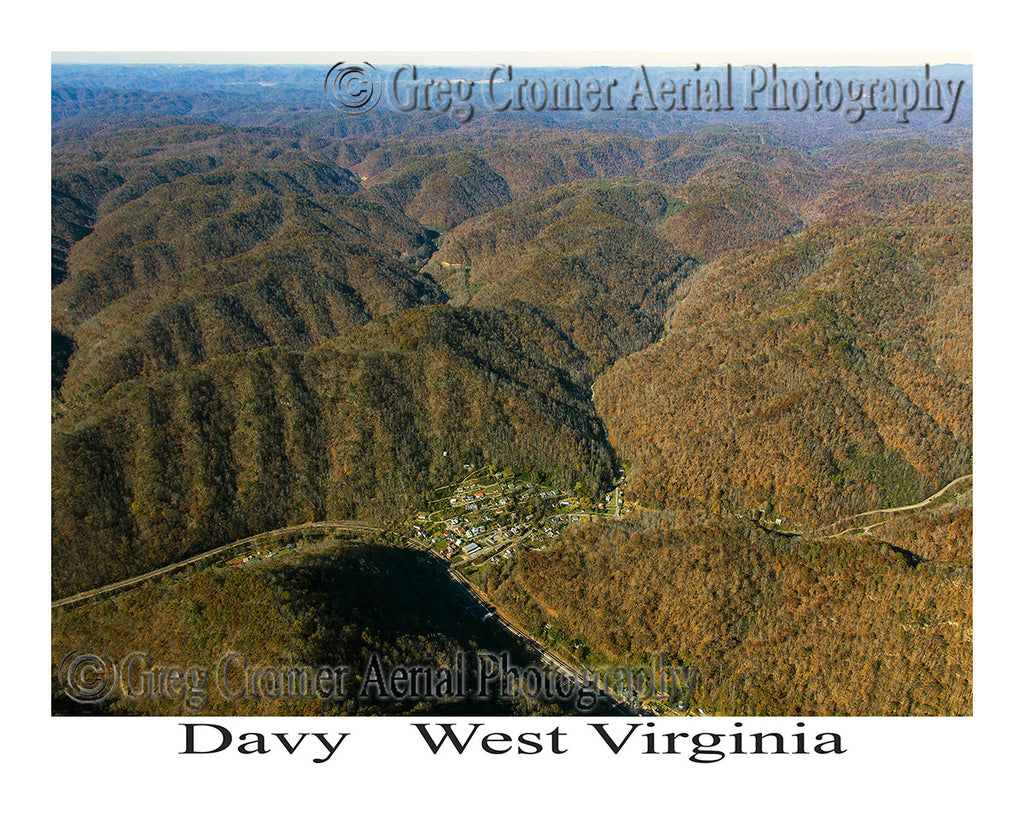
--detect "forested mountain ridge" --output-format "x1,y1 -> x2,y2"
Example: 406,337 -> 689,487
361,150 -> 513,229
51,65 -> 971,715
488,508 -> 970,716
425,180 -> 695,372
595,195 -> 971,525
53,304 -> 614,597
54,537 -> 588,716
52,193 -> 446,404
51,128 -> 449,404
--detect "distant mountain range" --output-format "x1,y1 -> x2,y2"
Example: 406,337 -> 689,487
51,62 -> 971,716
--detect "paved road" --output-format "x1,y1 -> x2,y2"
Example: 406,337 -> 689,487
51,520 -> 383,609
54,472 -> 972,712
53,513 -> 637,713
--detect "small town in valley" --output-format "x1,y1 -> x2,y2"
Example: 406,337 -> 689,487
401,465 -> 625,569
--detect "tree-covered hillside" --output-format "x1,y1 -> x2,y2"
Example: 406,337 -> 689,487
51,64 -> 972,716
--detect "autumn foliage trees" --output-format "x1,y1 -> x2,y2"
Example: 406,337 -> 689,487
491,513 -> 971,715
594,198 -> 971,526
52,91 -> 972,715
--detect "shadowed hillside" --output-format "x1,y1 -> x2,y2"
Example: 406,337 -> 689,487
51,67 -> 972,716
53,537 -> 592,716
52,305 -> 614,597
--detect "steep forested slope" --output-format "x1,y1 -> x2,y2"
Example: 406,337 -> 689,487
51,130 -> 449,403
362,150 -> 513,228
53,537 -> 578,716
52,305 -> 613,597
489,513 -> 970,715
595,190 -> 971,525
51,77 -> 972,717
426,180 -> 694,371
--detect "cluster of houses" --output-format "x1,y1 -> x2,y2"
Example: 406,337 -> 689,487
219,469 -> 620,574
227,542 -> 297,567
406,475 -> 603,565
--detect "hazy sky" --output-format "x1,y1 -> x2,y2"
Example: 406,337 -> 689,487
52,51 -> 972,67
